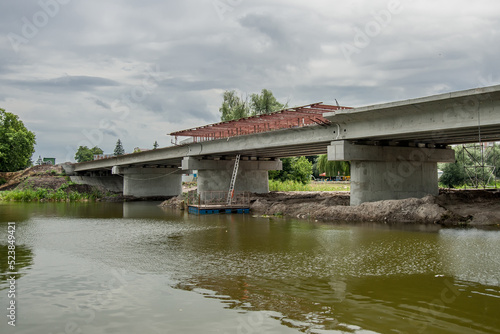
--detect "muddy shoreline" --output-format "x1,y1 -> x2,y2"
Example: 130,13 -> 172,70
161,189 -> 500,227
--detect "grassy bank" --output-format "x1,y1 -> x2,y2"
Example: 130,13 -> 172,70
269,180 -> 350,192
0,184 -> 107,202
438,181 -> 500,189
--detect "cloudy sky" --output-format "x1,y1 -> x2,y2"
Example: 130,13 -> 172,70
1,0 -> 499,163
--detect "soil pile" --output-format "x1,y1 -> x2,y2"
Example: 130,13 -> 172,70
0,165 -> 65,191
250,190 -> 500,227
162,189 -> 500,227
0,165 -> 113,196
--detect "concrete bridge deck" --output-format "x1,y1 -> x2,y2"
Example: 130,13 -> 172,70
70,85 -> 500,205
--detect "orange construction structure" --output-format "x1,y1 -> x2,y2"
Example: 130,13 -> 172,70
170,103 -> 352,143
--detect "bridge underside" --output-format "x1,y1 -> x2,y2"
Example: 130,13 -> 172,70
71,85 -> 500,205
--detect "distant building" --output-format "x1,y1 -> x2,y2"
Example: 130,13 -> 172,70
43,158 -> 56,165
36,156 -> 56,165
182,171 -> 198,183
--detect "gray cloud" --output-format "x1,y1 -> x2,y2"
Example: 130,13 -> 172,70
0,0 -> 499,163
89,97 -> 111,110
4,76 -> 119,94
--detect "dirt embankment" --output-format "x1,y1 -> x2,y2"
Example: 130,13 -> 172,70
250,190 -> 500,227
0,165 -> 67,191
0,165 -> 114,197
161,189 -> 500,227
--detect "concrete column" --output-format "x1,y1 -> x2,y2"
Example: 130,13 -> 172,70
112,166 -> 182,198
182,157 -> 282,196
328,141 -> 455,206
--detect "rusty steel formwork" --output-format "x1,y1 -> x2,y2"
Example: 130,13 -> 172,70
170,103 -> 351,143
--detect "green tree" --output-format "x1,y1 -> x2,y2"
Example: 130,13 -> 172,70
306,155 -> 320,178
250,89 -> 285,115
269,156 -> 313,184
487,144 -> 500,177
440,160 -> 466,188
75,146 -> 103,163
0,108 -> 36,172
92,146 -> 104,156
114,139 -> 125,156
219,90 -> 250,121
317,154 -> 350,177
219,89 -> 285,121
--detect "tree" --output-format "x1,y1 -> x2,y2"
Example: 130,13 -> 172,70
219,90 -> 250,121
269,156 -> 313,184
317,154 -> 350,177
114,139 -> 125,156
153,141 -> 159,149
0,108 -> 36,172
92,146 -> 104,156
487,144 -> 500,177
440,160 -> 466,188
75,146 -> 103,163
250,89 -> 285,115
219,89 -> 285,121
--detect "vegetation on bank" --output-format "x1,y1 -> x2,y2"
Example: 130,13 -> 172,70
438,181 -> 500,190
269,180 -> 350,192
0,182 -> 110,202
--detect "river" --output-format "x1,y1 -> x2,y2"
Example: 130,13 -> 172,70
1,201 -> 499,333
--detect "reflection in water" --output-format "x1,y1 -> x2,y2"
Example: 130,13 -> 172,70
0,201 -> 499,334
440,229 -> 500,286
0,244 -> 34,289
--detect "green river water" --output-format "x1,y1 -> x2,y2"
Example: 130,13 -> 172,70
0,201 -> 499,333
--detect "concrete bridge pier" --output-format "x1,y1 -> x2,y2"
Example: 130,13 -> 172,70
328,141 -> 455,206
112,166 -> 182,198
182,157 -> 282,197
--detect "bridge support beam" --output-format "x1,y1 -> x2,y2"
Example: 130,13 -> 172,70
182,157 -> 282,196
112,166 -> 182,198
328,141 -> 455,206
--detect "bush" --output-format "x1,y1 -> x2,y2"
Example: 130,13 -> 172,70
440,162 -> 466,188
269,157 -> 312,184
269,180 -> 309,191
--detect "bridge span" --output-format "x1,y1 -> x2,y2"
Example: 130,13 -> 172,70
69,85 -> 500,205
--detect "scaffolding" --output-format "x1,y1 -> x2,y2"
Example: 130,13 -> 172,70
462,143 -> 497,189
462,106 -> 498,189
170,103 -> 351,143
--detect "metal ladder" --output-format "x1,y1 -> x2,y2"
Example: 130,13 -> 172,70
227,154 -> 241,205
